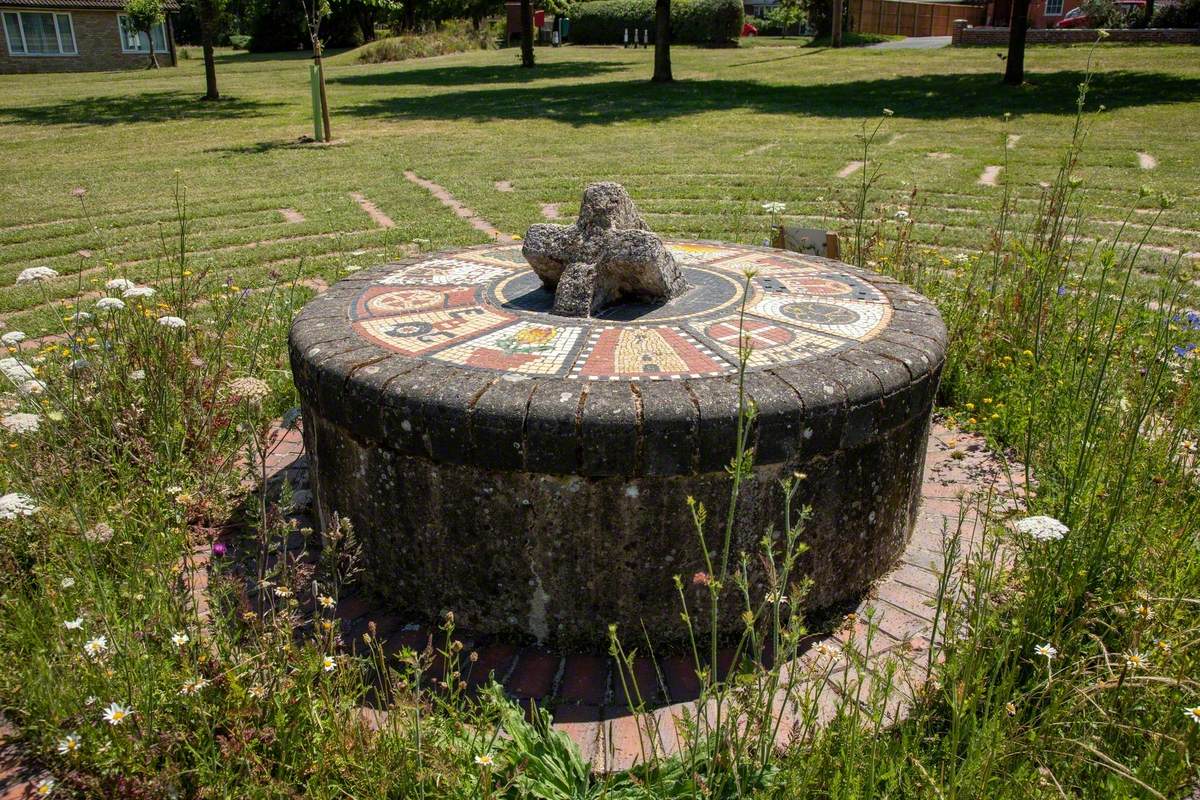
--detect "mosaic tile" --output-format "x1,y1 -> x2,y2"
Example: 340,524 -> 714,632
353,306 -> 513,356
573,327 -> 732,380
691,315 -> 845,368
433,321 -> 586,377
348,241 -> 898,377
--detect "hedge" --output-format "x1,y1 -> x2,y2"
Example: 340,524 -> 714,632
568,0 -> 744,45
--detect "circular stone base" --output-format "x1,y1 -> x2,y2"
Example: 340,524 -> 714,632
189,418 -> 1026,772
289,241 -> 947,649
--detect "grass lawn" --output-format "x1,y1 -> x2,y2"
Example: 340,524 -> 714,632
3,38 -> 1200,799
1,40 -> 1198,332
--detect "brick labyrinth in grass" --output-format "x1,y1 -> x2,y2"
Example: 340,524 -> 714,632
347,242 -> 893,380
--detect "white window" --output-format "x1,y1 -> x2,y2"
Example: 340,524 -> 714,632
2,11 -> 77,55
117,14 -> 168,53
1045,0 -> 1065,15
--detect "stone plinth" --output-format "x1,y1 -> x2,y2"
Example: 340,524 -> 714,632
289,241 -> 946,650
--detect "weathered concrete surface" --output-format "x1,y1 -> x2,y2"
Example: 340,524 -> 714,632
289,239 -> 947,650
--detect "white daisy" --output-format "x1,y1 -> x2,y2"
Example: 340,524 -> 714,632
322,655 -> 337,672
1014,515 -> 1069,542
34,777 -> 54,796
63,617 -> 83,630
1185,706 -> 1200,726
101,702 -> 132,725
1034,643 -> 1057,660
60,577 -> 74,589
317,595 -> 336,610
474,753 -> 495,767
0,493 -> 39,519
1124,651 -> 1149,670
894,209 -> 910,221
83,636 -> 107,658
157,316 -> 186,329
16,266 -> 59,284
96,297 -> 125,312
171,631 -> 190,646
0,331 -> 26,346
56,733 -> 81,754
1,413 -> 40,434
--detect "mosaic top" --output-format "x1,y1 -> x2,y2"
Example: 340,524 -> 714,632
346,241 -> 895,382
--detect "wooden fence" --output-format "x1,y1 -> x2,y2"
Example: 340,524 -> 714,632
848,0 -> 986,36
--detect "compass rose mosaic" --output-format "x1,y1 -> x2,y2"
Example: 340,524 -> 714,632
347,241 -> 896,381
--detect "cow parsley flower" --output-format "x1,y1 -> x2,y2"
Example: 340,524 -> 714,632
20,380 -> 46,395
102,702 -> 132,725
1014,515 -> 1068,542
71,312 -> 93,324
84,636 -> 107,658
16,266 -> 59,284
96,297 -> 125,312
84,522 -> 113,543
157,316 -> 186,329
122,286 -> 155,299
227,377 -> 271,404
129,369 -> 145,381
1,413 -> 40,434
0,357 -> 35,383
0,493 -> 39,519
63,617 -> 83,630
761,201 -> 787,214
1,331 -> 26,346
57,733 -> 81,755
105,278 -> 136,291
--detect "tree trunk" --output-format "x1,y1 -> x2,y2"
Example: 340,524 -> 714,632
1003,0 -> 1029,86
830,0 -> 843,46
200,0 -> 219,100
314,48 -> 332,141
145,29 -> 159,67
519,0 -> 535,67
1142,0 -> 1155,26
652,0 -> 671,82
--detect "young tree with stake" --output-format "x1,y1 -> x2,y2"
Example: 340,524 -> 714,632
123,0 -> 165,68
300,0 -> 333,141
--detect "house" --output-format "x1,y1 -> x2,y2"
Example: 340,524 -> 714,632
1,0 -> 177,74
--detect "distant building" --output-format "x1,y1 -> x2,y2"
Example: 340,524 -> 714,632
1,0 -> 178,74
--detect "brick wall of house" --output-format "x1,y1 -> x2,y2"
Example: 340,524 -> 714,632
0,9 -> 175,73
951,19 -> 1200,44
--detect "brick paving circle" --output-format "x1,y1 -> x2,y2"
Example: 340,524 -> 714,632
181,415 -> 1025,774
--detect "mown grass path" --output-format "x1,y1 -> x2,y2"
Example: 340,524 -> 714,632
1,41 -> 1197,334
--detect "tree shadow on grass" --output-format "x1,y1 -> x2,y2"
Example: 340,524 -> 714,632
329,59 -> 631,88
344,69 -> 1200,126
0,90 -> 281,127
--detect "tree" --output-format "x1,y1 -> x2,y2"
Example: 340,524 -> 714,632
193,0 -> 227,99
1003,0 -> 1030,85
830,0 -> 843,45
652,0 -> 671,81
765,0 -> 806,36
300,0 -> 333,141
123,0 -> 166,68
519,0 -> 535,67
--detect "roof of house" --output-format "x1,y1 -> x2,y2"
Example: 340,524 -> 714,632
0,0 -> 180,10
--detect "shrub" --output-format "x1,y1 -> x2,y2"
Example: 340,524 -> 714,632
568,0 -> 743,45
348,20 -> 496,64
1152,0 -> 1200,26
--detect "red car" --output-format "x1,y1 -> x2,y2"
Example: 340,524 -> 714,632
1054,0 -> 1144,27
742,21 -> 759,36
